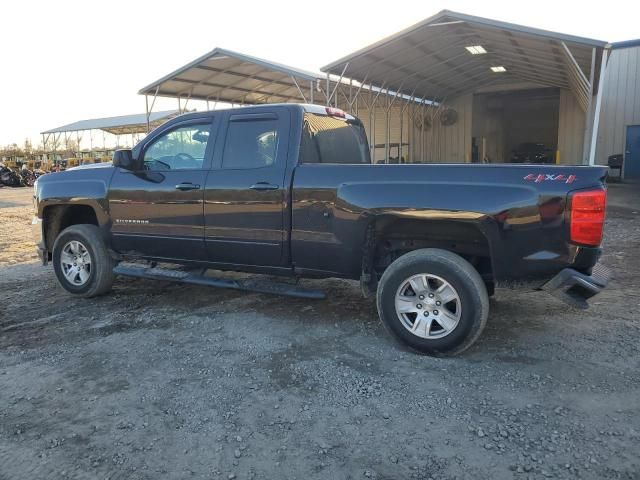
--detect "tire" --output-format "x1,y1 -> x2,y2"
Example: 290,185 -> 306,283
52,224 -> 116,298
376,248 -> 489,356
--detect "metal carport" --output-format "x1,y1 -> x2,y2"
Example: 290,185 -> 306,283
138,47 -> 325,123
41,110 -> 179,167
321,10 -> 608,165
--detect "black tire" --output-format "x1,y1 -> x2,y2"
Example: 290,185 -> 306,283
52,224 -> 116,298
376,248 -> 489,356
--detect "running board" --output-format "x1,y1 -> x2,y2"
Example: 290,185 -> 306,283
113,265 -> 326,300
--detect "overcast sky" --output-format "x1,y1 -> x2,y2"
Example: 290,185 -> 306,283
1,0 -> 638,147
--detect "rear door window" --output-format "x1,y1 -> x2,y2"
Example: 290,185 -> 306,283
222,118 -> 280,169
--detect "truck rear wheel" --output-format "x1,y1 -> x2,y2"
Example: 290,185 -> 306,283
376,248 -> 489,356
52,224 -> 116,298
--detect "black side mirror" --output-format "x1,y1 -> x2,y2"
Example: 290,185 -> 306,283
113,149 -> 134,170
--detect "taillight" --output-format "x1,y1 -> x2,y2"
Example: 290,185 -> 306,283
569,189 -> 606,246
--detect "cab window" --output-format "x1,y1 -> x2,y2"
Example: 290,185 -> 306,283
299,113 -> 370,164
222,120 -> 279,169
143,123 -> 211,170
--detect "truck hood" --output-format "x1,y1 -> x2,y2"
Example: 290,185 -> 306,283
66,162 -> 114,171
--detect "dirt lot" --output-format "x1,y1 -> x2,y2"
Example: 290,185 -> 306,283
1,184 -> 639,480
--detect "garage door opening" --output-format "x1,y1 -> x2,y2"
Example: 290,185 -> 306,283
472,88 -> 560,164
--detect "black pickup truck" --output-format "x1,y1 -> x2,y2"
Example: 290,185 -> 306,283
32,104 -> 610,355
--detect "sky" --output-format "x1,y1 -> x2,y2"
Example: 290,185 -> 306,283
1,0 -> 638,147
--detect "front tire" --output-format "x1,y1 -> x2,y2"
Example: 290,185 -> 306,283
52,224 -> 116,298
376,248 -> 489,356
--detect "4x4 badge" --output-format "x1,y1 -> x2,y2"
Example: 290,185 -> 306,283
524,173 -> 576,184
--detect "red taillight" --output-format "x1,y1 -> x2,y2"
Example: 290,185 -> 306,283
325,107 -> 346,118
569,189 -> 606,246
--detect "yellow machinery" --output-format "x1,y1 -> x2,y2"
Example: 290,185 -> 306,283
5,159 -> 19,169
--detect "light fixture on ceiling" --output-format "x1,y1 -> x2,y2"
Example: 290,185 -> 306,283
490,66 -> 507,73
465,45 -> 487,55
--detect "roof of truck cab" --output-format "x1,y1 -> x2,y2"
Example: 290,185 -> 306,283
160,104 -> 357,122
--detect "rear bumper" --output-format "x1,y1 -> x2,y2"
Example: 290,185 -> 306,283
540,263 -> 610,309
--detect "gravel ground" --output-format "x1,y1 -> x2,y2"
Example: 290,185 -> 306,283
1,184 -> 639,480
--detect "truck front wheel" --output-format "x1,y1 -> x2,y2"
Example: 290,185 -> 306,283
52,224 -> 116,298
376,248 -> 489,356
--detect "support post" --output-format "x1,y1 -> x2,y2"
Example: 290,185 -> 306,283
291,76 -> 308,103
582,47 -> 597,163
588,47 -> 610,166
145,94 -> 150,133
326,74 -> 330,106
326,63 -> 349,107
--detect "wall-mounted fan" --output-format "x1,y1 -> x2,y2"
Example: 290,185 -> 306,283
413,112 -> 432,130
440,108 -> 458,126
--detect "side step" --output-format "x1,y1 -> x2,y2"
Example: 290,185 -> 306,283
113,265 -> 326,300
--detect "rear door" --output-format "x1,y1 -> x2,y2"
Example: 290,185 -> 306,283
625,125 -> 640,179
108,116 -> 216,261
204,107 -> 290,267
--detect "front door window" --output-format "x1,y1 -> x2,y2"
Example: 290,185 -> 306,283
143,124 -> 211,171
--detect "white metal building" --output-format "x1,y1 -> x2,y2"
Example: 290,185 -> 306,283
595,39 -> 640,178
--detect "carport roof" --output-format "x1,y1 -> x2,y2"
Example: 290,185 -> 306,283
42,110 -> 180,135
138,48 -> 322,104
322,10 -> 607,107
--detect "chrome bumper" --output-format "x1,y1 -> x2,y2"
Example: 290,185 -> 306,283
31,216 -> 47,265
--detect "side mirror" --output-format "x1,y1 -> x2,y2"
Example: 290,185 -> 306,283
113,149 -> 134,170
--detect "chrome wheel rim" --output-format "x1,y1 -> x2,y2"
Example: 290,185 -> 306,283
60,240 -> 92,286
395,274 -> 461,339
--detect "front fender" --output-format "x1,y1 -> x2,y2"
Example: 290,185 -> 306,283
35,169 -> 113,227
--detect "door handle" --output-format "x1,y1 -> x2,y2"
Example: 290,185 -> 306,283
175,182 -> 201,191
250,182 -> 279,191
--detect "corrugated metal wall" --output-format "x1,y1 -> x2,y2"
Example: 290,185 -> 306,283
343,84 -> 592,165
419,94 -> 473,163
557,88 -> 586,164
353,94 -> 472,163
595,45 -> 640,164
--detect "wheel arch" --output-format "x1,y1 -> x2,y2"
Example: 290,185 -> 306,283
42,203 -> 102,253
361,215 -> 495,293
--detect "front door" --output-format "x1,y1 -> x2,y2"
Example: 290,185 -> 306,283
625,125 -> 640,179
204,108 -> 290,268
108,118 -> 215,261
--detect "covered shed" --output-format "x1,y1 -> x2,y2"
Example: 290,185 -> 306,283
41,110 -> 179,167
322,10 -> 608,165
138,48 -> 324,116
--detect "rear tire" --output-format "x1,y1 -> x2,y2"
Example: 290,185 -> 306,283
376,248 -> 489,356
52,224 -> 116,298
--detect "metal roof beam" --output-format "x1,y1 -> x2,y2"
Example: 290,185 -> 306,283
561,42 -> 591,88
561,41 -> 591,112
333,30 -> 466,79
459,24 -> 595,64
174,58 -> 247,97
170,77 -> 299,102
504,71 -> 568,89
455,28 -> 593,78
193,63 -> 309,90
